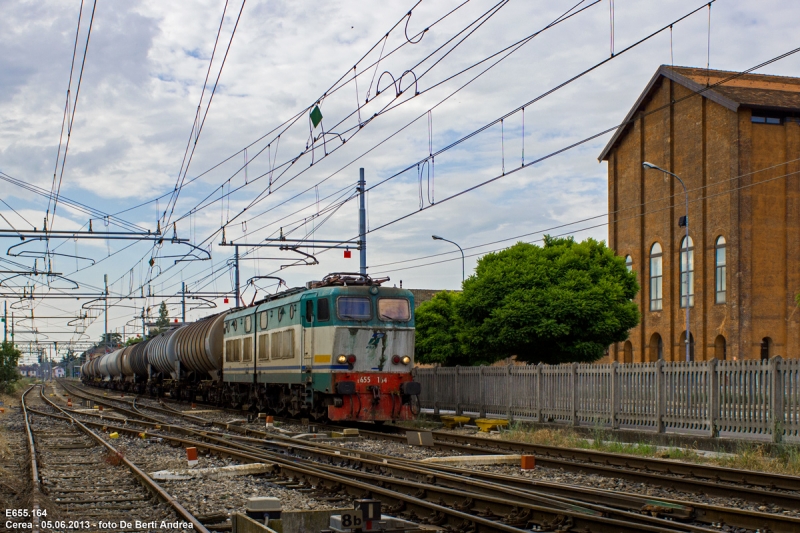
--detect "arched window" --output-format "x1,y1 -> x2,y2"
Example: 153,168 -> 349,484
625,255 -> 633,272
648,333 -> 663,362
623,341 -> 633,363
715,335 -> 726,360
650,243 -> 663,311
715,236 -> 726,304
680,236 -> 694,308
679,331 -> 695,361
761,337 -> 773,361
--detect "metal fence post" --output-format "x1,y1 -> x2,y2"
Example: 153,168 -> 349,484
771,356 -> 784,443
479,366 -> 486,418
708,358 -> 719,437
571,362 -> 578,427
611,361 -> 620,429
656,359 -> 665,433
433,366 -> 440,416
535,363 -> 543,422
506,364 -> 514,422
455,365 -> 462,416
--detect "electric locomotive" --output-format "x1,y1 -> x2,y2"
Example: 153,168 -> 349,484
221,273 -> 419,421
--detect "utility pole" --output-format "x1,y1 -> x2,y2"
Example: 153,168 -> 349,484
104,274 -> 109,353
141,307 -> 146,339
358,168 -> 367,275
3,301 -> 6,343
181,282 -> 186,323
234,245 -> 240,307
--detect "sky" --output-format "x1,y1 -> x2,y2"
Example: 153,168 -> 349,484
1,0 -> 799,363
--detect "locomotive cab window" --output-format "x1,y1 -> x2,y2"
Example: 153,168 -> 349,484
305,300 -> 314,322
337,297 -> 371,320
378,298 -> 410,321
317,298 -> 330,321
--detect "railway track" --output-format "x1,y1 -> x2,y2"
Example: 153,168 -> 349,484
20,385 -> 209,533
58,380 -> 800,532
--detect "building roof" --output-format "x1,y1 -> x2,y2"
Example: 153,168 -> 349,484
598,66 -> 800,161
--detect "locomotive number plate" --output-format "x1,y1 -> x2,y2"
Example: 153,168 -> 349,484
358,376 -> 388,384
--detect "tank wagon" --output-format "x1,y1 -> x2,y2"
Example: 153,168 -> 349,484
82,273 -> 420,422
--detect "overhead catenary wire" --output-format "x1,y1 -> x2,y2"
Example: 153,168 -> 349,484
120,0 -> 466,225
370,161 -> 800,276
170,0 -> 598,244
48,0 -> 99,235
39,4 -> 780,340
110,0 -> 714,307
169,0 -> 516,230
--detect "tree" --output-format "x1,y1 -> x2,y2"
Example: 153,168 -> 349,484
125,336 -> 143,346
0,342 -> 21,392
457,237 -> 639,365
60,348 -> 76,366
414,291 -> 469,366
98,332 -> 122,348
149,302 -> 170,337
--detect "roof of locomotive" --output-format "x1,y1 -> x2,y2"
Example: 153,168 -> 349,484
223,282 -> 414,322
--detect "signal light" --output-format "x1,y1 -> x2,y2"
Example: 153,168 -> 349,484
347,354 -> 356,365
392,355 -> 400,364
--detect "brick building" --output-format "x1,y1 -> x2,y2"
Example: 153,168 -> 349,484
601,66 -> 800,362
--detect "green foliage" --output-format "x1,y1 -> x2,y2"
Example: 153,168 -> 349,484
0,341 -> 21,392
456,237 -> 640,365
60,348 -> 77,366
414,291 -> 470,366
149,302 -> 170,337
125,336 -> 143,346
98,332 -> 122,347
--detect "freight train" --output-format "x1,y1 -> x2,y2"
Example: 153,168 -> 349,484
80,273 -> 420,422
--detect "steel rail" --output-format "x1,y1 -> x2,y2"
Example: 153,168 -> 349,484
46,409 -> 702,533
60,382 -> 789,533
41,400 -> 800,533
31,409 -> 529,533
67,380 -> 800,533
352,428 -> 800,509
423,430 -> 800,491
67,380 -> 800,520
20,387 -> 42,533
33,386 -> 210,533
57,384 -> 701,532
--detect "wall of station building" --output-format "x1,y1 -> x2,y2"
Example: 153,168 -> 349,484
606,77 -> 800,362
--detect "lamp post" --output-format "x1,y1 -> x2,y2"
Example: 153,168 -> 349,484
643,162 -> 691,362
432,235 -> 465,283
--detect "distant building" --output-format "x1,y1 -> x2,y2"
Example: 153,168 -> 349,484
601,65 -> 800,362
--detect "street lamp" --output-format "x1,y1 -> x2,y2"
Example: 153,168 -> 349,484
643,161 -> 691,362
432,235 -> 465,283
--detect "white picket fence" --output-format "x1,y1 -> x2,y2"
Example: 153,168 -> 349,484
413,357 -> 800,443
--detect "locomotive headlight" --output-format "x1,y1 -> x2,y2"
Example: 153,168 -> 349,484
337,354 -> 347,364
401,356 -> 411,365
